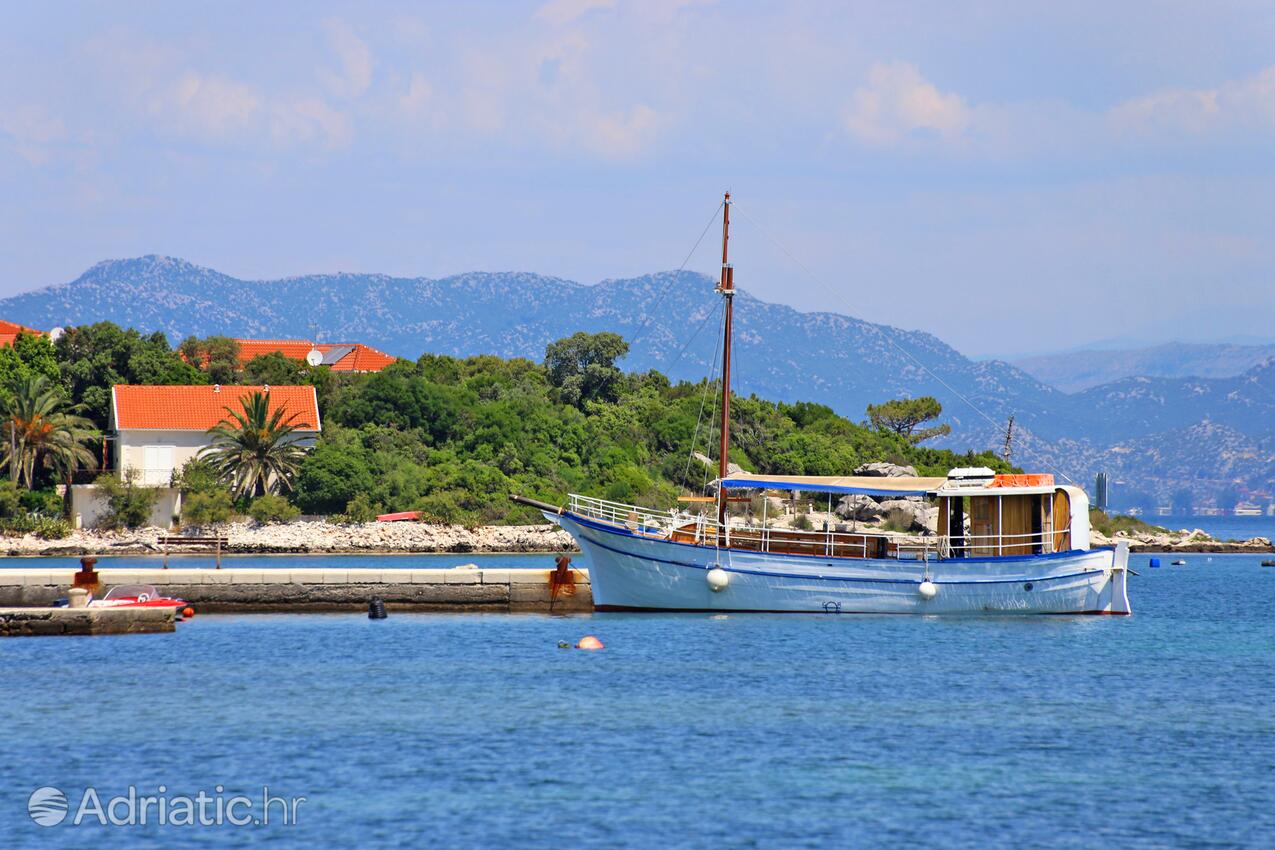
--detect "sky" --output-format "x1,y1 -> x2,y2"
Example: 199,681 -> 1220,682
2,0 -> 1274,358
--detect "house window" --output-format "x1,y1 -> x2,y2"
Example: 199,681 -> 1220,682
140,445 -> 175,486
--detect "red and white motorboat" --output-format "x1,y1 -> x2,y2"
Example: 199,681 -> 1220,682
88,585 -> 193,617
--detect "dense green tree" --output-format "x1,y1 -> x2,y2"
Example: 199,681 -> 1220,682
179,336 -> 241,384
55,322 -> 202,426
0,332 -> 61,409
291,427 -> 379,514
866,396 -> 952,444
544,331 -> 629,407
201,392 -> 308,497
284,337 -> 1011,524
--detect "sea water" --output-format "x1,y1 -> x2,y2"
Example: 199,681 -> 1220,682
2,553 -> 1273,848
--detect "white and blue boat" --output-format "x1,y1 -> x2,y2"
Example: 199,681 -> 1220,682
516,193 -> 1131,615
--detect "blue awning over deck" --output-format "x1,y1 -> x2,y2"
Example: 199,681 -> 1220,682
718,473 -> 947,497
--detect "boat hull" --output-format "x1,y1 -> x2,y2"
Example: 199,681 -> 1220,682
553,512 -> 1130,615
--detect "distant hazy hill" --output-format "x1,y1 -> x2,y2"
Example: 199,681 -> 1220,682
3,255 -> 1273,503
1014,343 -> 1275,392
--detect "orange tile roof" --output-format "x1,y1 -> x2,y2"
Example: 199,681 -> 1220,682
0,319 -> 45,348
228,339 -> 398,372
112,385 -> 321,431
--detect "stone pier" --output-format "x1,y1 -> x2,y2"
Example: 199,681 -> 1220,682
0,567 -> 594,614
0,606 -> 176,637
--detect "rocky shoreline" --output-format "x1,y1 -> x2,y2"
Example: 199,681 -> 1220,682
0,520 -> 578,557
0,517 -> 1270,558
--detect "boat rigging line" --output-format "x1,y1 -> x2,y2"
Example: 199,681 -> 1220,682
626,199 -> 725,352
731,202 -> 1074,484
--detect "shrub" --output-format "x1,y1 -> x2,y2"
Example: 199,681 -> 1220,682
33,516 -> 70,539
94,472 -> 160,530
882,507 -> 914,533
248,493 -> 300,524
793,512 -> 813,531
0,514 -> 70,539
0,481 -> 23,519
1088,508 -> 1168,538
340,493 -> 381,524
20,488 -> 63,517
183,490 -> 235,526
172,458 -> 225,496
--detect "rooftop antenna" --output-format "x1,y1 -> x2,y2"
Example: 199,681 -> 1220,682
1003,415 -> 1016,464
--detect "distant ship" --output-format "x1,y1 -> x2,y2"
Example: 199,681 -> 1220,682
1234,504 -> 1262,517
514,193 -> 1131,615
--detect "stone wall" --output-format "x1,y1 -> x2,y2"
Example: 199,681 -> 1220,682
0,567 -> 593,614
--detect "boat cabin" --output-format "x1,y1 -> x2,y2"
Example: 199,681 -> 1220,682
568,467 -> 1091,562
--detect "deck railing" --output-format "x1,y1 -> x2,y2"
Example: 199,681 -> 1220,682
566,493 -> 1063,560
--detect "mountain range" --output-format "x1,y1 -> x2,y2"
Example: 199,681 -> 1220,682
3,255 -> 1272,507
1013,343 -> 1275,392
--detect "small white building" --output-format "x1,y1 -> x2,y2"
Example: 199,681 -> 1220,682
71,384 -> 321,529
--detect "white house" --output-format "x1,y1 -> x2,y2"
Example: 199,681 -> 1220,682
71,384 -> 321,528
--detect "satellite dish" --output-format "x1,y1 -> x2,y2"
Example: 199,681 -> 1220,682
305,348 -> 324,367
49,327 -> 65,342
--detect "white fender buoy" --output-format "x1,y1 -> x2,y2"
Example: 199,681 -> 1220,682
918,580 -> 938,600
707,567 -> 730,592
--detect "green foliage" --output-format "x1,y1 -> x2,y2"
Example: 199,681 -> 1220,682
182,490 -> 235,526
180,335 -> 241,385
0,332 -> 60,411
0,375 -> 98,489
201,391 -> 308,497
172,458 -> 225,496
0,480 -> 68,537
280,334 -> 1018,524
792,512 -> 813,531
0,481 -> 24,518
1088,508 -> 1168,537
0,514 -> 70,539
93,472 -> 160,530
248,493 -> 300,524
20,488 -> 63,517
866,396 -> 952,444
340,492 -> 381,524
243,352 -> 308,386
56,322 -> 202,427
544,331 -> 629,407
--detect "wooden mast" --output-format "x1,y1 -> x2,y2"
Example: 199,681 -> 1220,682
717,191 -> 734,528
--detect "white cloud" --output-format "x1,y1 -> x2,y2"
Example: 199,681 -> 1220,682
399,72 -> 434,118
1110,66 -> 1275,136
320,18 -> 374,98
842,62 -> 971,145
534,0 -> 617,27
153,71 -> 261,139
269,97 -> 353,150
575,103 -> 662,158
0,105 -> 68,165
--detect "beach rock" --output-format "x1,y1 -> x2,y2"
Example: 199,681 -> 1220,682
854,462 -> 917,478
876,498 -> 933,532
836,494 -> 882,521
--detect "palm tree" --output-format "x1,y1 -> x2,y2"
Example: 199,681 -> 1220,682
201,392 -> 307,498
0,376 -> 98,489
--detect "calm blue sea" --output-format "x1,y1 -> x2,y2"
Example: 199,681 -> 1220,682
3,552 -> 1274,849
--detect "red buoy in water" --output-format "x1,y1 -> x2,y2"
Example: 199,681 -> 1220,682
182,607 -> 195,618
576,635 -> 604,650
